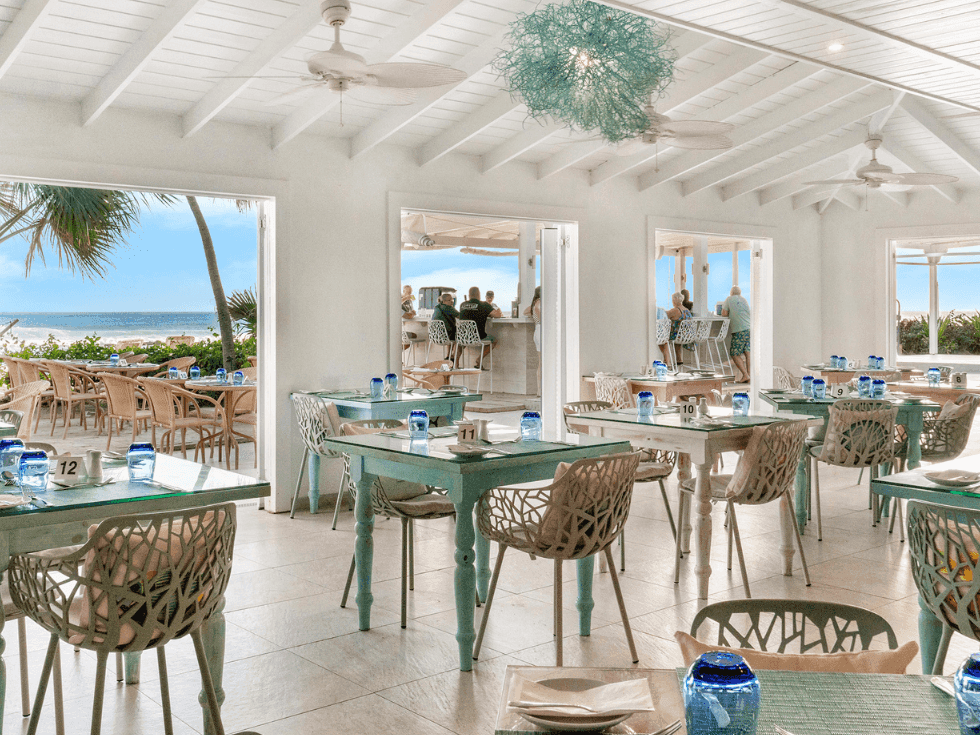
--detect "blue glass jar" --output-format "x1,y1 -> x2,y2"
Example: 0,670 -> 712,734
637,391 -> 655,417
385,372 -> 398,395
655,361 -> 668,380
928,367 -> 942,386
858,375 -> 872,397
127,442 -> 155,482
408,410 -> 429,440
521,411 -> 543,441
801,376 -> 813,397
189,366 -> 201,380
812,378 -> 827,399
875,356 -> 884,370
732,393 -> 750,417
871,379 -> 886,399
0,438 -> 25,477
955,652 -> 980,734
109,353 -> 119,366
216,368 -> 227,384
683,651 -> 760,735
233,370 -> 245,386
868,355 -> 876,369
838,355 -> 848,370
18,450 -> 49,496
370,377 -> 384,399
830,355 -> 839,368
168,366 -> 179,379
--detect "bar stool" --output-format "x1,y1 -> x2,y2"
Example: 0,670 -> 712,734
669,319 -> 700,369
402,329 -> 426,366
707,318 -> 731,372
455,319 -> 492,393
425,320 -> 456,363
655,318 -> 672,365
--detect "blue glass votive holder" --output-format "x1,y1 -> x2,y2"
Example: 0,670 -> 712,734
812,379 -> 827,399
109,354 -> 119,366
408,410 -> 429,440
875,356 -> 884,370
871,379 -> 886,399
370,377 -> 384,399
655,361 -> 668,380
18,450 -> 49,497
0,438 -> 25,477
955,652 -> 980,735
858,375 -> 872,397
385,372 -> 398,394
521,411 -> 543,441
928,367 -> 941,386
683,651 -> 760,735
189,366 -> 201,380
801,376 -> 813,397
830,355 -> 839,368
127,442 -> 155,482
233,370 -> 245,385
732,393 -> 750,416
637,391 -> 654,417
216,368 -> 227,384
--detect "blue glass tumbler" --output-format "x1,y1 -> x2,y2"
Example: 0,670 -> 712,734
168,366 -> 179,379
732,393 -> 750,417
385,373 -> 398,396
109,353 -> 119,366
127,442 -> 155,482
18,450 -> 49,497
370,377 -> 384,399
233,370 -> 245,386
189,366 -> 201,380
0,438 -> 25,478
801,376 -> 813,398
216,368 -> 227,384
858,375 -> 872,397
868,355 -> 876,369
872,379 -> 886,399
875,356 -> 884,370
838,355 -> 848,370
955,652 -> 980,735
812,378 -> 827,399
637,391 -> 654,417
408,410 -> 429,440
830,355 -> 839,368
521,411 -> 543,441
683,651 -> 760,735
655,361 -> 668,380
928,367 -> 942,386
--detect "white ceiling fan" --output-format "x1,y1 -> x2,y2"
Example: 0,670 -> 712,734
599,101 -> 735,156
224,1 -> 467,111
803,135 -> 958,189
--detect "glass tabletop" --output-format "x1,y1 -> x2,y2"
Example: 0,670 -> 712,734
761,390 -> 940,408
303,389 -> 481,403
873,454 -> 980,498
580,408 -> 787,432
622,374 -> 726,383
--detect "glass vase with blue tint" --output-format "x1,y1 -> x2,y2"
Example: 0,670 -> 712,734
683,651 -> 760,735
521,411 -> 543,441
812,379 -> 826,399
637,391 -> 654,417
732,393 -> 750,416
872,379 -> 886,399
127,442 -> 155,482
408,410 -> 429,439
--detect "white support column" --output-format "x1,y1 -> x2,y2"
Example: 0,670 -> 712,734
674,253 -> 685,294
732,243 -> 739,287
750,239 -> 774,397
541,227 -> 561,440
518,221 -> 537,316
693,235 -> 709,316
928,255 -> 940,355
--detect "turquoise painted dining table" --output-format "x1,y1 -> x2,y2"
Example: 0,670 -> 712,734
0,454 -> 269,735
291,388 -> 482,513
317,431 -> 632,671
871,453 -> 980,675
759,390 -> 941,534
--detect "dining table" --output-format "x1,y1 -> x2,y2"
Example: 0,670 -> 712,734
37,358 -> 162,378
566,407 -> 823,600
760,389 -> 941,535
800,363 -> 919,384
0,453 -> 269,735
581,373 -> 730,404
887,378 -> 980,403
186,378 -> 256,470
872,453 -> 980,675
316,430 -> 631,671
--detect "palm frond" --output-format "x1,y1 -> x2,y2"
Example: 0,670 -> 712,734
227,287 -> 257,338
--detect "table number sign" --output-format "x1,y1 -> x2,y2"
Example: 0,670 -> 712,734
952,372 -> 967,389
829,383 -> 848,399
457,423 -> 478,444
679,399 -> 698,422
53,456 -> 86,485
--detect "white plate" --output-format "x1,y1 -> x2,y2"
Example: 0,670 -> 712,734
0,495 -> 30,510
446,444 -> 494,457
516,678 -> 630,732
925,470 -> 980,488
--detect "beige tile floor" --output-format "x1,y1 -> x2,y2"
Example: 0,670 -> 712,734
7,407 -> 980,734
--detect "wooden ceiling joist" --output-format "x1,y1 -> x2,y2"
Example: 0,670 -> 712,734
899,95 -> 980,179
879,140 -> 960,204
756,156 -> 856,205
0,0 -> 54,82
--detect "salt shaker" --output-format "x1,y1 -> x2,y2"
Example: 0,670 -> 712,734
85,450 -> 103,481
699,397 -> 710,416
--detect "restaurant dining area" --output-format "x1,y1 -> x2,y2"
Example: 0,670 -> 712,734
8,0 -> 980,733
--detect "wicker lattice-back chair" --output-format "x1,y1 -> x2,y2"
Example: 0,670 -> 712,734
2,356 -> 24,388
672,318 -> 701,368
138,378 -> 221,463
0,409 -> 23,436
690,598 -> 898,653
9,503 -> 237,735
474,452 -> 642,666
403,360 -> 456,390
895,393 -> 980,472
456,319 -> 492,392
97,372 -> 152,451
593,373 -> 633,409
773,366 -> 797,390
677,420 -> 811,597
809,399 -> 898,541
338,419 -> 454,628
289,393 -> 343,520
152,356 -> 197,378
41,361 -> 103,439
908,501 -> 980,674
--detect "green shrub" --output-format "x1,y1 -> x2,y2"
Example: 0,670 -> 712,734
899,311 -> 980,355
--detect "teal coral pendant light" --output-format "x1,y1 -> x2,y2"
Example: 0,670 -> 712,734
494,0 -> 676,144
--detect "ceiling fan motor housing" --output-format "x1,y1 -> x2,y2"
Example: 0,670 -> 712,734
321,0 -> 352,26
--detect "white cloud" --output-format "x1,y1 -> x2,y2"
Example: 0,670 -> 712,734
145,197 -> 257,231
403,265 -> 520,308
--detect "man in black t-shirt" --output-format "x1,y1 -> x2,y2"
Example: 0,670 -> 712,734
458,286 -> 502,367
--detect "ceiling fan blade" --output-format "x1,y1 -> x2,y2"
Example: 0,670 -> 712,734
942,110 -> 980,119
308,49 -> 370,78
346,85 -> 419,106
802,179 -> 864,186
660,120 -> 735,137
263,83 -> 324,107
667,135 -> 733,150
891,172 -> 959,186
365,62 -> 467,89
880,183 -> 913,192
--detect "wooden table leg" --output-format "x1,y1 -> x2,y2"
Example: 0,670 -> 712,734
576,556 -> 595,636
694,459 -> 714,600
351,461 -> 376,631
453,495 -> 477,671
677,452 -> 693,554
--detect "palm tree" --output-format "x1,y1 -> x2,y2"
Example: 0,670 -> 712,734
227,287 -> 257,339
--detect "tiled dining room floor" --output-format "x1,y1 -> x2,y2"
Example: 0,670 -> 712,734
7,413 -> 980,734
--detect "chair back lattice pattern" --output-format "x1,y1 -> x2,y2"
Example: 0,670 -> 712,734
563,400 -> 613,435
153,357 -> 196,377
40,362 -> 76,399
428,319 -> 453,346
0,410 -> 23,434
290,393 -> 343,457
920,393 -> 980,462
819,399 -> 897,468
593,374 -> 633,409
98,372 -> 145,419
690,598 -> 898,654
674,319 -> 700,346
714,318 -> 730,341
655,318 -> 671,344
694,318 -> 712,343
773,366 -> 797,390
9,503 -> 236,652
455,319 -> 484,347
2,357 -> 24,388
139,379 -> 180,425
725,421 -> 809,505
908,501 -> 980,644
478,452 -> 641,561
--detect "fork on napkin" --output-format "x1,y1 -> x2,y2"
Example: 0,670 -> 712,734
509,675 -> 656,717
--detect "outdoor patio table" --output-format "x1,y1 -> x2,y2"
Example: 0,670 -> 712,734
36,358 -> 163,378
801,363 -> 919,383
565,408 -> 822,600
291,388 -> 482,513
317,431 -> 631,671
888,378 -> 980,403
872,453 -> 980,675
186,378 -> 256,469
625,374 -> 728,403
760,389 -> 940,534
0,453 -> 269,735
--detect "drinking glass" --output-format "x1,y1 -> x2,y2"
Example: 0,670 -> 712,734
801,376 -> 813,397
168,366 -> 179,379
838,355 -> 848,370
370,377 -> 384,399
216,368 -> 227,384
520,411 -> 543,441
812,379 -> 827,399
858,375 -> 872,397
408,410 -> 429,440
830,355 -> 839,368
18,450 -> 49,498
875,356 -> 885,370
233,370 -> 245,386
109,354 -> 119,366
655,361 -> 668,380
189,366 -> 201,380
872,379 -> 886,399
868,355 -> 876,369
637,391 -> 654,417
385,373 -> 399,394
928,367 -> 942,386
955,652 -> 980,735
127,442 -> 155,482
683,651 -> 760,735
732,393 -> 750,416
0,438 -> 25,478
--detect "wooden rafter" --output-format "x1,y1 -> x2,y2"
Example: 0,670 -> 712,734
0,0 -> 54,81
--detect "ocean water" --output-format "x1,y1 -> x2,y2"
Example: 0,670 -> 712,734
0,312 -> 219,346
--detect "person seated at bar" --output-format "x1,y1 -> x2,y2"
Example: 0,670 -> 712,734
459,286 -> 502,369
681,289 -> 694,312
658,292 -> 693,369
432,291 -> 460,362
485,290 -> 500,311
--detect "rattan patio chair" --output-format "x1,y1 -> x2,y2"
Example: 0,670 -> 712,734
773,366 -> 798,390
474,452 -> 642,666
289,393 -> 343,520
1,380 -> 49,440
96,373 -> 153,451
41,362 -> 103,439
138,378 -> 222,462
151,356 -> 197,378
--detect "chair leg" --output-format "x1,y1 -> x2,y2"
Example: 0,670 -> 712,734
674,494 -> 686,584
659,479 -> 677,539
90,649 -> 109,735
604,547 -> 639,664
554,559 -> 563,666
726,505 -> 734,571
190,628 -> 227,735
813,457 -> 823,542
157,647 -> 175,735
53,641 -> 64,735
401,517 -> 409,629
727,502 -> 751,597
932,624 -> 954,675
116,652 -> 123,682
784,494 -> 812,587
331,460 -> 348,529
619,531 -> 625,572
18,617 -> 29,716
291,447 -> 310,520
408,519 -> 415,591
340,553 -> 356,608
474,544 -> 507,661
26,634 -> 59,735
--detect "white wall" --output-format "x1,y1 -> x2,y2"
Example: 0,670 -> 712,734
0,94 -> 823,510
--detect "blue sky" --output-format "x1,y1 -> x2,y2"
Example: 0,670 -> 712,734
655,251 -> 752,310
896,260 -> 980,313
402,248 -> 528,309
1,196 -> 257,312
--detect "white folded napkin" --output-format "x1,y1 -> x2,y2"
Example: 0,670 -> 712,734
511,675 -> 655,717
927,469 -> 980,483
0,494 -> 27,509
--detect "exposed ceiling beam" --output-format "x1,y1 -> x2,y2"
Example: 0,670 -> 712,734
644,73 -> 865,194
590,46 -> 768,186
410,235 -> 517,249
183,3 -> 321,138
81,0 -> 207,126
793,186 -> 861,211
273,0 -> 467,150
879,141 -> 960,204
757,156 -> 853,205
723,129 -> 869,199
0,0 -> 54,81
482,122 -> 564,173
900,96 -> 980,178
684,88 -> 892,196
818,148 -> 868,214
591,0 -> 980,116
419,91 -> 518,166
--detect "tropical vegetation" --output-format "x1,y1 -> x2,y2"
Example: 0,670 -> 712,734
899,311 -> 980,355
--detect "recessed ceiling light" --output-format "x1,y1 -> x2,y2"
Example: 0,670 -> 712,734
828,41 -> 844,52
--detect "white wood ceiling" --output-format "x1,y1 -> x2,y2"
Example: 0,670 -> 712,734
4,0 -> 980,211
